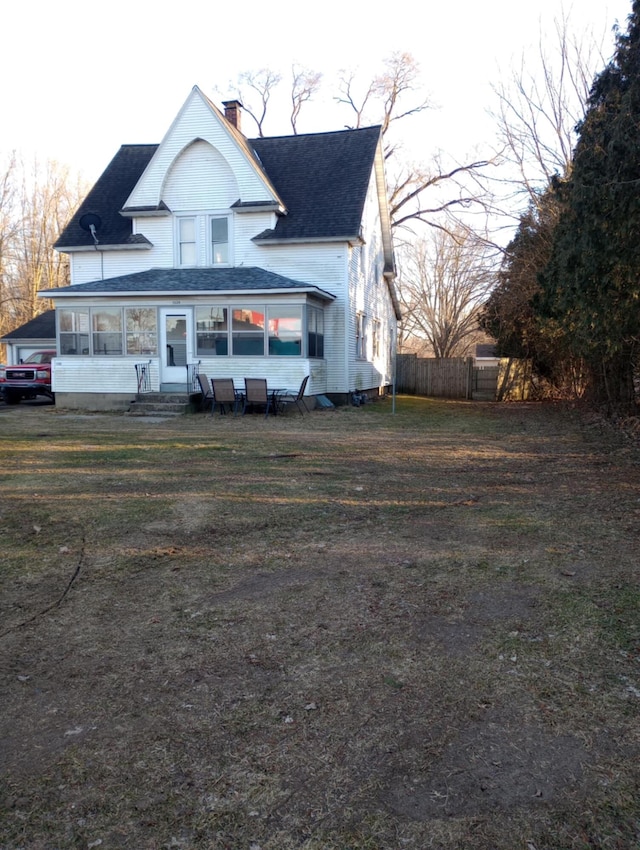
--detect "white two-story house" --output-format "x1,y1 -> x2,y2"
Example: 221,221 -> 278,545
45,86 -> 400,409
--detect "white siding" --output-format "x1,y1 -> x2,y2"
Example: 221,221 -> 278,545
70,219 -> 173,285
56,88 -> 397,401
234,214 -> 278,264
52,358 -> 158,393
163,141 -> 238,210
125,89 -> 275,209
346,170 -> 395,393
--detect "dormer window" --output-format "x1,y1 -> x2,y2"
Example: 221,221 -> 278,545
175,213 -> 232,267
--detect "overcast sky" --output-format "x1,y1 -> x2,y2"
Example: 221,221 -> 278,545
1,0 -> 632,186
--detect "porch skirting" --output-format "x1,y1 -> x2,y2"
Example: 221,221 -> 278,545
54,392 -> 136,412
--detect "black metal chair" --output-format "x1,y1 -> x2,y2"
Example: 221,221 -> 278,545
279,375 -> 310,415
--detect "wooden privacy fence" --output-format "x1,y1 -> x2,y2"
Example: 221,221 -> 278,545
396,355 -> 476,399
396,354 -> 531,401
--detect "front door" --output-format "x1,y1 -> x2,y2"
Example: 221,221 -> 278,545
160,308 -> 193,387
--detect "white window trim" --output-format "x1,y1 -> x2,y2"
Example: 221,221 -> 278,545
207,214 -> 232,267
176,215 -> 199,268
174,211 -> 232,268
356,312 -> 366,360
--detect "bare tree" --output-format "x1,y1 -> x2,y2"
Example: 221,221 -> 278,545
389,154 -> 496,233
290,65 -> 322,135
222,54 -> 496,232
336,52 -> 430,155
397,224 -> 498,357
492,10 -> 609,206
233,68 -> 283,137
335,52 -> 497,232
0,153 -> 19,338
1,157 -> 84,336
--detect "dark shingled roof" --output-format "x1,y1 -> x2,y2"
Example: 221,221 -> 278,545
251,127 -> 380,240
55,127 -> 382,250
46,267 -> 335,299
0,309 -> 56,340
54,145 -> 158,249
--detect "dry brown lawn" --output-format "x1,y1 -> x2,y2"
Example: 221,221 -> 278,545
0,397 -> 639,849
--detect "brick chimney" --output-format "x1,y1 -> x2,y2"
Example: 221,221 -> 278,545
222,100 -> 243,132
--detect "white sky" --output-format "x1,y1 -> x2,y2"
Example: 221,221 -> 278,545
0,0 -> 632,187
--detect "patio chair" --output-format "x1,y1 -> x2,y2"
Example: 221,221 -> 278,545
197,373 -> 214,413
279,375 -> 310,416
211,377 -> 242,416
243,378 -> 272,418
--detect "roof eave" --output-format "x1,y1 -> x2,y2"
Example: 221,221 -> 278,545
120,205 -> 172,218
42,286 -> 336,302
55,243 -> 153,253
252,234 -> 361,246
231,200 -> 287,214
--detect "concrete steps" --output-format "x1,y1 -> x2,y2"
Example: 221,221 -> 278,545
127,392 -> 201,417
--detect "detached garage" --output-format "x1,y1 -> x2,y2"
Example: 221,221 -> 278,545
0,311 -> 56,363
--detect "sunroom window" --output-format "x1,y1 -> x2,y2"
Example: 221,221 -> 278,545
232,307 -> 265,355
59,308 -> 90,355
307,306 -> 324,358
196,307 -> 228,356
92,308 -> 123,356
126,307 -> 158,355
268,306 -> 302,355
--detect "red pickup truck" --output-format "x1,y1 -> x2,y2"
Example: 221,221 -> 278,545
0,349 -> 56,404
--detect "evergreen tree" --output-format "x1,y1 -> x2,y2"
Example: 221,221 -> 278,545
538,1 -> 640,413
481,187 -> 560,365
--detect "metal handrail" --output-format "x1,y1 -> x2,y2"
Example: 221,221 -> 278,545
186,361 -> 201,394
135,361 -> 152,396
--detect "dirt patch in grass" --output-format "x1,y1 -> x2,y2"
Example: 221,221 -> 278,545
0,398 -> 639,849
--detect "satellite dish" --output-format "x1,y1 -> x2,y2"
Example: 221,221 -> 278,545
79,213 -> 102,246
79,213 -> 102,232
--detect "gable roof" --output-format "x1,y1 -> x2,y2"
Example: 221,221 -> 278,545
0,309 -> 56,342
251,127 -> 381,241
55,125 -> 383,250
55,145 -> 158,250
45,267 -> 336,300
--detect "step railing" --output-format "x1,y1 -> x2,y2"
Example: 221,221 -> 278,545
186,361 -> 201,394
135,361 -> 153,396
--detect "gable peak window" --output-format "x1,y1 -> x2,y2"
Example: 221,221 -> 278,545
179,218 -> 196,266
176,213 -> 231,267
211,217 -> 229,265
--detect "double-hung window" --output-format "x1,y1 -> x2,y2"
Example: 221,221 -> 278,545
178,218 -> 197,266
210,217 -> 229,265
176,214 -> 231,267
372,319 -> 381,360
356,313 -> 366,359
